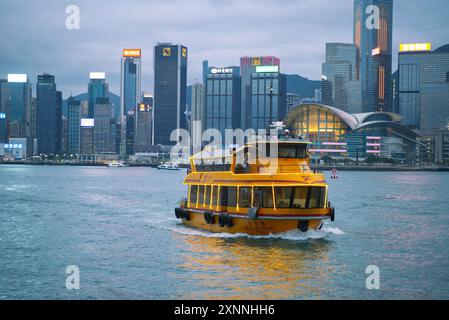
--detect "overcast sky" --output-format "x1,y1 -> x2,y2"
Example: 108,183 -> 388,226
1,0 -> 448,98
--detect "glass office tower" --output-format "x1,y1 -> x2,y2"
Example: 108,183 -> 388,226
88,72 -> 109,118
36,74 -> 58,155
354,0 -> 393,112
153,43 -> 188,146
204,66 -> 241,139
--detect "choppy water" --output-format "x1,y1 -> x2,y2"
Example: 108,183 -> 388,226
0,165 -> 448,299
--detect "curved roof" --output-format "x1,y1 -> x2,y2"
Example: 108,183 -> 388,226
434,44 -> 449,54
286,103 -> 410,134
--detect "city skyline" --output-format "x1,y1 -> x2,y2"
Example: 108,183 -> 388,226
0,0 -> 448,97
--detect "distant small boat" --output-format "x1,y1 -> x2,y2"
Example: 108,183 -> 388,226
157,163 -> 181,171
107,161 -> 127,168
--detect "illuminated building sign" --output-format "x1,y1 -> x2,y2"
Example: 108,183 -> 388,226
182,47 -> 187,58
210,67 -> 233,74
372,47 -> 381,56
163,47 -> 171,56
89,72 -> 106,80
7,74 -> 27,83
256,66 -> 279,73
80,118 -> 95,127
321,75 -> 327,81
4,144 -> 23,149
399,43 -> 432,53
139,103 -> 150,111
0,113 -> 5,119
123,49 -> 141,57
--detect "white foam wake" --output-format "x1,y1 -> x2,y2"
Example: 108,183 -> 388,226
167,224 -> 344,241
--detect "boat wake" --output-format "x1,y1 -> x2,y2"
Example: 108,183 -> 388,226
166,224 -> 344,241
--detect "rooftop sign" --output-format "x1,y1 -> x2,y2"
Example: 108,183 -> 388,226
7,74 -> 27,83
399,43 -> 432,53
256,66 -> 279,73
123,49 -> 141,57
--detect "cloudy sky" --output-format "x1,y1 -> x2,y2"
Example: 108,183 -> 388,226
1,0 -> 448,97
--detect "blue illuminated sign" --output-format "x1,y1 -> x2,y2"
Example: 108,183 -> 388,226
0,113 -> 6,119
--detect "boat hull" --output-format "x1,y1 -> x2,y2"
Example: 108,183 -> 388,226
176,209 -> 327,236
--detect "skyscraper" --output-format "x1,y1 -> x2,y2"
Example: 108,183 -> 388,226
120,49 -> 142,154
240,56 -> 280,130
248,65 -> 287,131
354,0 -> 393,112
88,72 -> 109,118
93,97 -> 114,153
36,74 -> 59,155
67,96 -> 81,154
204,66 -> 241,139
134,103 -> 153,153
397,43 -> 449,163
153,43 -> 188,146
6,74 -> 31,139
322,43 -> 361,113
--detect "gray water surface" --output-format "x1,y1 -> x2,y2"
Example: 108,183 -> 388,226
0,165 -> 448,299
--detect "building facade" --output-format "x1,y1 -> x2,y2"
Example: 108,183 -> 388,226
88,72 -> 109,118
286,103 -> 421,164
354,0 -> 393,112
36,74 -> 59,155
248,65 -> 287,131
93,97 -> 114,153
398,43 -> 449,164
134,103 -> 153,153
67,96 -> 81,154
322,43 -> 361,113
204,66 -> 241,139
240,56 -> 281,130
153,43 -> 188,146
6,74 -> 31,139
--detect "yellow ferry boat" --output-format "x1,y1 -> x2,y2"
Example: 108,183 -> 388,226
174,131 -> 335,236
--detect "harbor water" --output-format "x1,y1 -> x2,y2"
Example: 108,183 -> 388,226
0,165 -> 448,299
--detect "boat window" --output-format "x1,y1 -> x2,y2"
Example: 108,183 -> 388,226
205,186 -> 211,207
220,187 -> 228,206
275,187 -> 293,208
238,187 -> 251,208
227,187 -> 237,207
274,187 -> 325,209
189,185 -> 198,206
212,186 -> 218,206
292,187 -> 308,208
198,186 -> 205,205
308,187 -> 325,209
278,145 -> 307,158
253,187 -> 274,208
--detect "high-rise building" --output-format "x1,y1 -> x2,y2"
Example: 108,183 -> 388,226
354,0 -> 393,112
322,43 -> 361,113
153,43 -> 188,146
88,72 -> 109,118
29,97 -> 36,139
0,79 -> 8,143
6,74 -> 31,139
55,91 -> 62,154
80,118 -> 94,154
94,97 -> 114,153
398,43 -> 449,163
190,82 -> 204,145
134,103 -> 153,153
204,66 -> 241,139
248,65 -> 287,131
36,74 -> 59,155
240,56 -> 281,129
120,49 -> 142,154
67,96 -> 81,154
